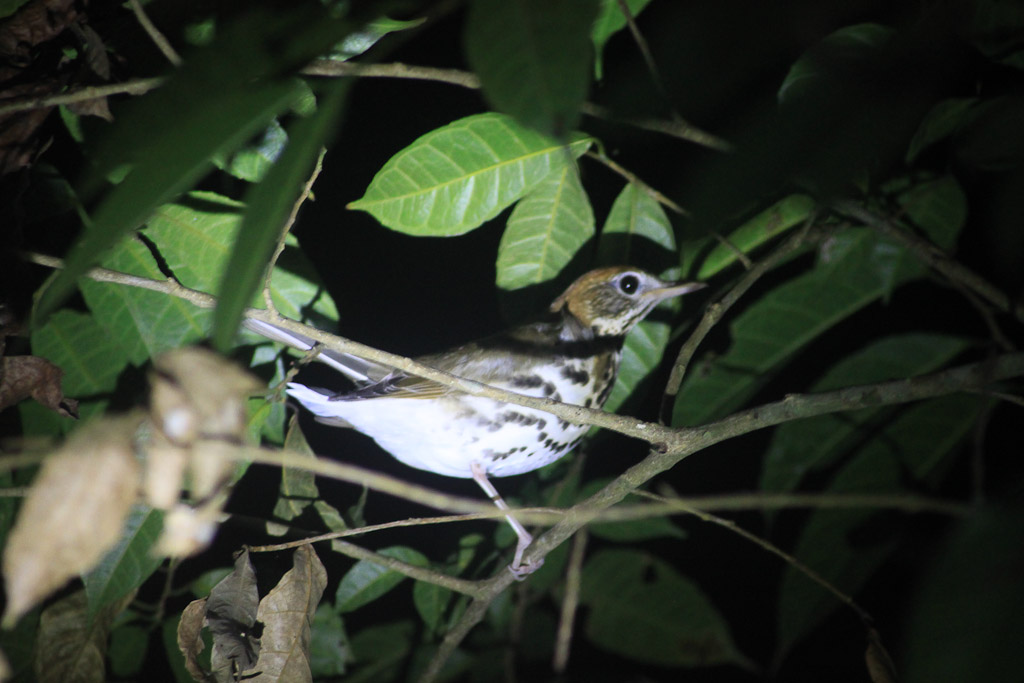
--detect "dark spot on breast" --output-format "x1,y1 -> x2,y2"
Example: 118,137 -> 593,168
542,381 -> 558,397
584,397 -> 593,407
560,366 -> 589,386
537,431 -> 548,442
558,419 -> 571,430
544,438 -> 555,449
512,375 -> 544,389
537,419 -> 547,429
501,411 -> 538,426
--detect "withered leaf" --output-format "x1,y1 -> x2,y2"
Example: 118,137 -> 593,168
0,0 -> 78,60
0,355 -> 78,418
34,587 -> 134,683
247,545 -> 326,683
2,413 -> 142,625
865,627 -> 898,683
208,550 -> 261,680
177,598 -> 208,683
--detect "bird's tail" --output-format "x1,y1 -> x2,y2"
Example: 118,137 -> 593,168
243,319 -> 388,385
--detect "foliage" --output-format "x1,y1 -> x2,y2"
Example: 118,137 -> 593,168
1,1 -> 1023,682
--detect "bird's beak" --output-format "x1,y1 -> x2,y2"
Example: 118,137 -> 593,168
646,280 -> 708,304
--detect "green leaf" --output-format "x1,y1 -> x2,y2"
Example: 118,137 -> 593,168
328,16 -> 426,61
412,581 -> 450,633
760,334 -> 971,495
344,621 -> 415,683
595,183 -> 680,412
143,191 -> 338,325
591,0 -> 653,79
83,506 -> 164,619
968,0 -> 1024,70
673,175 -> 966,429
580,549 -> 750,668
21,310 -> 129,433
776,396 -> 985,662
34,5 -> 353,324
348,113 -> 592,236
79,236 -> 210,365
218,118 -> 289,183
310,605 -> 353,677
695,194 -> 815,280
273,417 -> 322,523
212,82 -> 348,350
465,0 -> 600,135
952,95 -> 1024,171
0,0 -> 32,20
903,508 -> 1024,683
496,163 -> 595,291
36,78 -> 304,325
109,616 -> 149,677
905,97 -> 978,163
778,23 -> 896,104
335,547 -> 428,613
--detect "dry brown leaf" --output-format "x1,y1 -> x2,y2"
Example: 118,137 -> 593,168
34,587 -> 134,683
0,0 -> 78,59
209,551 -> 261,681
247,545 -> 327,683
2,413 -> 142,625
0,355 -> 78,418
865,627 -> 899,683
149,348 -> 261,500
143,442 -> 189,510
177,598 -> 208,683
155,501 -> 221,558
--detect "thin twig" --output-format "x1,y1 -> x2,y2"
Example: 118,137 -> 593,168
834,200 -> 1024,323
642,489 -> 874,625
304,59 -> 729,151
614,0 -> 671,108
553,529 -> 588,672
128,0 -> 182,67
263,147 -> 327,310
584,149 -> 689,216
0,78 -> 164,117
662,222 -> 818,410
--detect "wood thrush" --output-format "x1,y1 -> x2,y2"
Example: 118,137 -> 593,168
247,266 -> 705,576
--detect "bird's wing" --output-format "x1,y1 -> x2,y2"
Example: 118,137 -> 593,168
244,319 -> 391,384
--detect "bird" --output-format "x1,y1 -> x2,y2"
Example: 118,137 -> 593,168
245,266 -> 705,576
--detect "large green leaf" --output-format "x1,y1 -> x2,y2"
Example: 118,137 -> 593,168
212,82 -> 348,350
79,237 -> 210,365
778,23 -> 896,104
465,0 -> 599,135
903,508 -> 1024,683
673,176 -> 965,427
143,191 -> 338,326
34,5 -> 355,324
335,547 -> 428,613
580,549 -> 750,668
692,194 -> 815,280
591,0 -> 653,79
596,182 -> 680,412
21,310 -> 130,434
760,333 -> 971,495
496,163 -> 594,291
348,113 -> 592,236
775,394 -> 986,663
83,507 -> 164,619
905,97 -> 978,164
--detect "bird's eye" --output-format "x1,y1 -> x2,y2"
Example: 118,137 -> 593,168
618,274 -> 639,295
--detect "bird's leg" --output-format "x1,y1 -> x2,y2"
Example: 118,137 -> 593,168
470,462 -> 543,579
